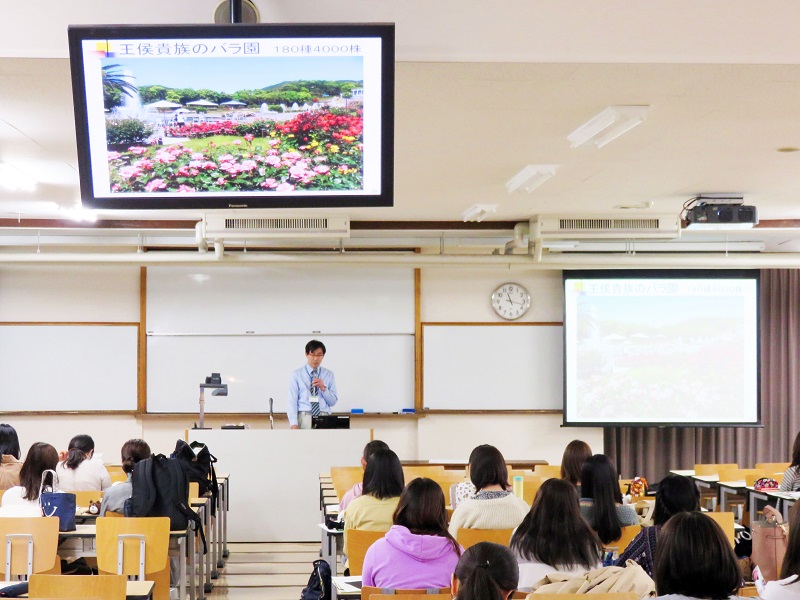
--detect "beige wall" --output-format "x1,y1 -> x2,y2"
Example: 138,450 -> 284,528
0,265 -> 603,466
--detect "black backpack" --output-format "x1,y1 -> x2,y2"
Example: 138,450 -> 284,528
126,454 -> 206,552
172,440 -> 219,516
300,559 -> 331,600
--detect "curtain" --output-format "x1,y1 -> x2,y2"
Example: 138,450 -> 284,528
604,269 -> 800,482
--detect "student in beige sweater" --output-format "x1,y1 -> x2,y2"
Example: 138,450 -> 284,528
343,448 -> 405,558
448,445 -> 529,538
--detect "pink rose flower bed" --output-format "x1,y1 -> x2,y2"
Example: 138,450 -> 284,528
107,109 -> 363,194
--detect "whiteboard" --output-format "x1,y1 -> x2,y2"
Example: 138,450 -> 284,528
147,334 -> 415,414
0,324 -> 138,411
422,324 -> 563,410
147,266 -> 415,335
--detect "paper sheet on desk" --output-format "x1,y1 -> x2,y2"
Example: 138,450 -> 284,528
333,576 -> 362,593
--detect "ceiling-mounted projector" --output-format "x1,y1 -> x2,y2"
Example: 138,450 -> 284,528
684,195 -> 758,230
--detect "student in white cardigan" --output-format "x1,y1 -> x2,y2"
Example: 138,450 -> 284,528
55,434 -> 111,492
447,445 -> 529,538
0,442 -> 59,515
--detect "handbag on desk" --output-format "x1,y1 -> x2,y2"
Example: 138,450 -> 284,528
38,469 -> 77,532
751,517 -> 787,582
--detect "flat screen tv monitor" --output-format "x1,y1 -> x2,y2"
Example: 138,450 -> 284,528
67,23 -> 394,210
562,269 -> 760,427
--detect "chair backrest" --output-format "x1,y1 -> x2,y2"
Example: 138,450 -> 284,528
95,516 -> 170,578
522,475 -> 543,506
456,528 -> 513,549
0,516 -> 59,578
106,466 -> 127,485
533,465 -> 562,480
189,481 -> 200,500
361,586 -> 450,600
29,574 -> 126,600
330,466 -> 364,499
402,466 -> 446,483
605,524 -> 642,554
706,511 -> 736,547
432,474 -> 465,504
755,462 -> 790,474
694,463 -> 738,476
72,490 -> 103,508
347,529 -> 386,576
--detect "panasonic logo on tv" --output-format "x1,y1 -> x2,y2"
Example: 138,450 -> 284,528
228,204 -> 249,208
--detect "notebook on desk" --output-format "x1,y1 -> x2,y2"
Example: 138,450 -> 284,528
313,415 -> 350,429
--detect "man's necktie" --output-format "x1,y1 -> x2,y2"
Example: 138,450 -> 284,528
310,369 -> 320,416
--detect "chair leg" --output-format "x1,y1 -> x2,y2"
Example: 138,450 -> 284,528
148,560 -> 171,600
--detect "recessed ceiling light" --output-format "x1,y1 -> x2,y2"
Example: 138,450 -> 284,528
776,147 -> 800,153
568,106 -> 650,148
505,165 -> 558,194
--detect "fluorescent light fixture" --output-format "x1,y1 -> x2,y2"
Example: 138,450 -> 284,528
568,105 -> 650,148
462,204 -> 498,222
506,164 -> 558,194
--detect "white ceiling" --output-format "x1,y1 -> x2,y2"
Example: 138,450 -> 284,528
2,1 -> 800,255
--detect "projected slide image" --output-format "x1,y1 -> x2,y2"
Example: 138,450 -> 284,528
564,275 -> 759,425
101,56 -> 364,196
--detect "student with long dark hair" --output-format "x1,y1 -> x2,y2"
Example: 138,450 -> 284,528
362,477 -> 462,588
615,474 -> 699,576
448,445 -> 529,537
780,431 -> 800,492
579,454 -> 638,545
0,423 -> 22,490
510,478 -> 602,590
0,442 -> 59,513
560,440 -> 592,493
452,542 -> 519,600
653,511 -> 740,599
339,439 -> 390,512
99,438 -> 151,516
56,434 -> 111,491
343,448 -> 405,559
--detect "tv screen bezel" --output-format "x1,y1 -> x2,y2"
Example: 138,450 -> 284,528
67,22 -> 395,210
561,268 -> 762,428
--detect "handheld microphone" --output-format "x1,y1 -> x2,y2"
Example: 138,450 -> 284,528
269,397 -> 274,430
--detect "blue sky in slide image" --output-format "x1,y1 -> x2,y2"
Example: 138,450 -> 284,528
102,56 -> 364,93
577,294 -> 745,328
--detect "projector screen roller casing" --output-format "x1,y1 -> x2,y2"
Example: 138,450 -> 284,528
562,269 -> 760,427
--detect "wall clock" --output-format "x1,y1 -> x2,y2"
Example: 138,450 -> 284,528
491,282 -> 531,320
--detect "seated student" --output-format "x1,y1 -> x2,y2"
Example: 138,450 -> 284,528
615,474 -> 699,576
653,511 -> 741,600
55,434 -> 111,492
579,454 -> 639,545
448,445 -> 530,537
343,448 -> 405,559
1,442 -> 59,514
452,541 -> 519,600
560,440 -> 592,494
0,424 -> 23,491
510,478 -> 602,590
339,439 -> 390,512
452,446 -> 482,510
780,431 -> 800,492
99,439 -> 151,516
362,477 -> 462,589
760,503 -> 800,600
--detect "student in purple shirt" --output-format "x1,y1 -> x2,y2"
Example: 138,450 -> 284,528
362,477 -> 462,589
